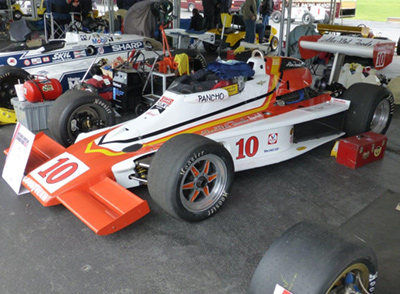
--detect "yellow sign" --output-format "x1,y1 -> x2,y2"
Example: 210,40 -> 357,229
223,84 -> 239,96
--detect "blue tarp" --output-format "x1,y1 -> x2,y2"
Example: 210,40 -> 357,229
206,61 -> 255,79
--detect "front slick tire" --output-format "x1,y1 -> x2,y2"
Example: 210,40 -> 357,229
249,221 -> 378,294
343,83 -> 394,136
48,90 -> 115,146
148,134 -> 234,222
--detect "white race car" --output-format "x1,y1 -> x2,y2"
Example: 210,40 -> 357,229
0,31 -> 158,108
6,49 -> 394,237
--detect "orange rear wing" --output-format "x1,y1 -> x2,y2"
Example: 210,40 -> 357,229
298,34 -> 395,70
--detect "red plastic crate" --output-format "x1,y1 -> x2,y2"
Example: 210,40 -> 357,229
336,132 -> 387,169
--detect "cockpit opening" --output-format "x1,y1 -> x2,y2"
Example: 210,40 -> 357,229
168,61 -> 255,95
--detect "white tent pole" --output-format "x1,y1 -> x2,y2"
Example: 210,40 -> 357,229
284,0 -> 292,56
277,0 -> 286,56
173,0 -> 181,29
107,0 -> 115,33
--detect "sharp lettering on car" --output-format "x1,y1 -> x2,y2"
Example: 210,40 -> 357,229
111,42 -> 143,52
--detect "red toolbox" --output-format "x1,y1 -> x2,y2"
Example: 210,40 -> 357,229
336,132 -> 387,169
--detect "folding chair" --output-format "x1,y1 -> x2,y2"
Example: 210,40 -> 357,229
44,3 -> 74,41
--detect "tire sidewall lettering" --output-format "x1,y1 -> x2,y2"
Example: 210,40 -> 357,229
180,150 -> 205,176
94,98 -> 113,115
387,94 -> 395,115
207,191 -> 229,216
369,272 -> 378,293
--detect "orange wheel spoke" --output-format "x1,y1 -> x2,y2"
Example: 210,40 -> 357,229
203,161 -> 210,174
203,186 -> 210,197
182,182 -> 194,189
191,166 -> 200,177
208,174 -> 217,182
190,190 -> 200,203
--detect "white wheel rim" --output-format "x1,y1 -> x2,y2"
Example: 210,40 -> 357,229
370,98 -> 390,133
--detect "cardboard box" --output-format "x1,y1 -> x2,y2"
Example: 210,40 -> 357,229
101,65 -> 113,78
11,98 -> 54,132
336,131 -> 387,169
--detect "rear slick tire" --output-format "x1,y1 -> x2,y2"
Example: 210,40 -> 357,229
0,66 -> 30,108
249,221 -> 378,294
343,83 -> 394,136
48,90 -> 115,146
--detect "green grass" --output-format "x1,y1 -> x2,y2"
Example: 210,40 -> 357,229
354,0 -> 400,22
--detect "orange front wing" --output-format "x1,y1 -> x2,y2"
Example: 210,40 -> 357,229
20,132 -> 150,235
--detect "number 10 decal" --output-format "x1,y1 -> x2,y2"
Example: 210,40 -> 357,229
31,153 -> 89,193
38,158 -> 78,184
375,51 -> 386,68
236,136 -> 259,159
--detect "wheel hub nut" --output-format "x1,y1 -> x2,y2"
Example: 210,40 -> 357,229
196,176 -> 208,189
